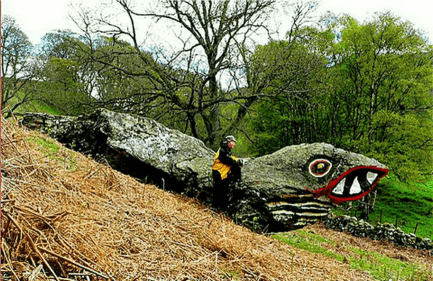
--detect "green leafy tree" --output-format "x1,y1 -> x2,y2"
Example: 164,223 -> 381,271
328,13 -> 433,181
247,24 -> 334,155
247,12 -> 433,182
1,15 -> 36,118
35,30 -> 92,115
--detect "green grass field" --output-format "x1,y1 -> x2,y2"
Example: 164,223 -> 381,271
372,176 -> 433,239
2,91 -> 62,117
334,174 -> 433,240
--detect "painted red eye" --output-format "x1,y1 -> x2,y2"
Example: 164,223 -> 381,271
309,159 -> 332,177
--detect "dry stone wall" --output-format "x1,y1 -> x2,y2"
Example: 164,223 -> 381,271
324,215 -> 433,250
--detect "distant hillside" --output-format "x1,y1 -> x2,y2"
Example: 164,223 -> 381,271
1,118 -> 432,280
2,91 -> 62,117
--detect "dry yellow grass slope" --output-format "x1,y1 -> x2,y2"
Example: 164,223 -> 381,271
2,117 -> 426,280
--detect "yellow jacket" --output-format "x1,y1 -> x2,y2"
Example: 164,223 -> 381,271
212,149 -> 238,180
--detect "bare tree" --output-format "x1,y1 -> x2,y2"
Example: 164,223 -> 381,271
73,0 -> 318,147
71,0 -> 273,145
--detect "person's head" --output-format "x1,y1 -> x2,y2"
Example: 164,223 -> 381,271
225,135 -> 236,149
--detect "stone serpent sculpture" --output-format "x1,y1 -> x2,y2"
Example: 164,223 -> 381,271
22,109 -> 388,231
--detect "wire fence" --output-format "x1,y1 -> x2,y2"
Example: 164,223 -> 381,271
336,200 -> 433,239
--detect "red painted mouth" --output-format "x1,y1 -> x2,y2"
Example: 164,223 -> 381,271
312,166 -> 389,204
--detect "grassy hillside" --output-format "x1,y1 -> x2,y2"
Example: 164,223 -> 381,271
2,91 -> 62,117
333,176 -> 433,240
2,117 -> 432,280
272,226 -> 432,281
373,177 -> 433,239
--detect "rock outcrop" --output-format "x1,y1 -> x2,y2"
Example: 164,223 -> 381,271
22,109 -> 389,232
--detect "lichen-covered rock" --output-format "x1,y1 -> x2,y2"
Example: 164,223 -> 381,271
22,109 -> 389,232
22,110 -> 214,196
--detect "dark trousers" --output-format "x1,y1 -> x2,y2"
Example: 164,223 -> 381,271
212,170 -> 230,209
211,168 -> 242,209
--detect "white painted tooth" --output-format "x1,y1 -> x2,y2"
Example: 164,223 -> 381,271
350,177 -> 362,194
332,178 -> 345,195
367,172 -> 378,184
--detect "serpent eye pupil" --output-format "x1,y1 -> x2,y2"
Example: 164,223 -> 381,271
313,163 -> 328,174
314,163 -> 326,173
309,159 -> 332,177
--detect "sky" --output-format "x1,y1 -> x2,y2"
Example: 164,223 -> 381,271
2,0 -> 433,46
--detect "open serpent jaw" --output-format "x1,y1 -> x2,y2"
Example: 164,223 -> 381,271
265,165 -> 388,229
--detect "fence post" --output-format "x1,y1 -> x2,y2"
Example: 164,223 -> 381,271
414,222 -> 419,234
379,209 -> 383,223
366,203 -> 370,222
